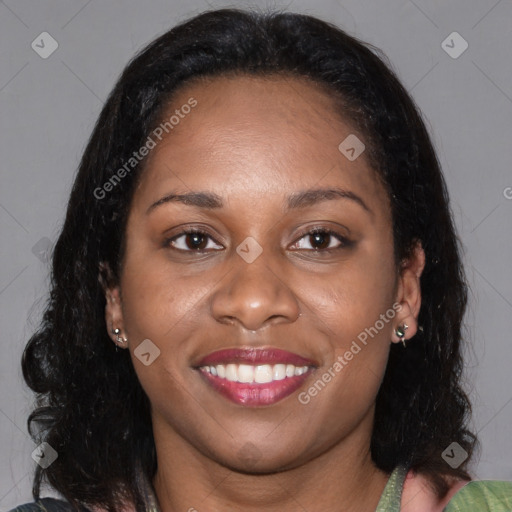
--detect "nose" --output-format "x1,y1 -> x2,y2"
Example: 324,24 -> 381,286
210,250 -> 300,332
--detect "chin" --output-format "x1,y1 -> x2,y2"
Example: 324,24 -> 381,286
209,440 -> 312,475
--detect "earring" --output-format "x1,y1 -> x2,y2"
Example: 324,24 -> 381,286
395,323 -> 409,347
112,327 -> 128,347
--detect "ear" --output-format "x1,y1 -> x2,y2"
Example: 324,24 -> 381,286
392,241 -> 426,344
98,261 -> 128,349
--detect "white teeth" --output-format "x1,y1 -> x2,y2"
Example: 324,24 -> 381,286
238,364 -> 254,383
200,363 -> 311,383
273,364 -> 286,381
226,364 -> 238,382
216,364 -> 226,378
254,364 -> 273,384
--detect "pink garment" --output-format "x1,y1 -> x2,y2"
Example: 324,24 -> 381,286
400,469 -> 471,511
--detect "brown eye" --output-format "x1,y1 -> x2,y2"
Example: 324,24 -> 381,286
290,229 -> 350,252
308,232 -> 332,250
165,230 -> 223,252
184,233 -> 208,250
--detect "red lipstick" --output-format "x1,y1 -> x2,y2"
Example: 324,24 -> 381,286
193,347 -> 317,407
195,347 -> 316,367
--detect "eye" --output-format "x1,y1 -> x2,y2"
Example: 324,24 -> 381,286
290,228 -> 351,252
164,227 -> 351,254
165,229 -> 223,252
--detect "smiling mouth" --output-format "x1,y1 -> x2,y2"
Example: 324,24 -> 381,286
199,362 -> 312,382
193,348 -> 317,406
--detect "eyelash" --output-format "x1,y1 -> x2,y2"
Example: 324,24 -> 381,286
163,227 -> 352,254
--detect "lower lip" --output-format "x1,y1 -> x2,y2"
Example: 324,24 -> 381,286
196,369 -> 314,406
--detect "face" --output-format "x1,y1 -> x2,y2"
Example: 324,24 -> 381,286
105,74 -> 424,473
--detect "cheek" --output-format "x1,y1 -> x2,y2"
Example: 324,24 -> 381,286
119,257 -> 200,413
118,245 -> 219,387
121,268 -> 175,339
301,246 -> 397,345
296,266 -> 395,446
295,242 -> 397,413
119,245 -> 201,341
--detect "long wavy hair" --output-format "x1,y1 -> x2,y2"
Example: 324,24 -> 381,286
22,8 -> 477,512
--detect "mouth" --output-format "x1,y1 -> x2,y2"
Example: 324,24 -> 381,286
193,348 -> 317,407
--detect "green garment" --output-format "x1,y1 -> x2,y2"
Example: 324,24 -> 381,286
9,465 -> 512,511
375,465 -> 512,511
444,479 -> 512,511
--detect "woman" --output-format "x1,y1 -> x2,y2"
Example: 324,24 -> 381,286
11,8 -> 512,512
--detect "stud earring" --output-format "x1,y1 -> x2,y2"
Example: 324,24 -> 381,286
395,323 -> 409,347
112,327 -> 128,346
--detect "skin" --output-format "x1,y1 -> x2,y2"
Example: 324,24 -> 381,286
104,74 -> 427,512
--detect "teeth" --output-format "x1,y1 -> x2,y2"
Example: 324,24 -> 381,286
216,364 -> 226,378
254,364 -> 273,383
226,364 -> 238,382
238,364 -> 254,383
273,364 -> 286,381
200,363 -> 311,383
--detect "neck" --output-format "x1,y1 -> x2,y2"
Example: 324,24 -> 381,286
151,414 -> 390,512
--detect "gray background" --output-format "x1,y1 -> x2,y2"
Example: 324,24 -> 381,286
1,0 -> 511,508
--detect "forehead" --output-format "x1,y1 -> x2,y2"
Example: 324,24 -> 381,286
133,74 -> 389,215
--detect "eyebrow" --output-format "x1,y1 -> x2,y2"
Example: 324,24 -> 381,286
287,188 -> 371,213
146,187 -> 371,215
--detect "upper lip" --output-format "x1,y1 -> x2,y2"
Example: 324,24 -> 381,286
194,347 -> 318,368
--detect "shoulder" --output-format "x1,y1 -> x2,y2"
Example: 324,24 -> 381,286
7,497 -> 82,512
401,469 -> 512,512
400,470 -> 469,512
443,479 -> 512,511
